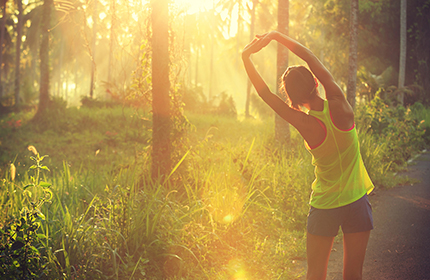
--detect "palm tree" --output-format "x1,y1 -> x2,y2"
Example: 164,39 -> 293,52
347,0 -> 358,108
36,0 -> 53,117
107,0 -> 115,86
89,0 -> 98,98
398,0 -> 407,105
151,0 -> 171,179
275,0 -> 290,143
245,0 -> 258,118
0,0 -> 8,100
14,0 -> 23,107
24,5 -> 43,94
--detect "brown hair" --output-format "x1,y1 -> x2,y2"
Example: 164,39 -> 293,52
281,66 -> 317,110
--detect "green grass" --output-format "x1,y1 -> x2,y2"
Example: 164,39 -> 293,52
0,102 -> 429,279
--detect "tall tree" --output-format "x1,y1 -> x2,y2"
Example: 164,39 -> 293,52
411,0 -> 430,103
398,0 -> 407,104
346,0 -> 358,108
36,0 -> 52,117
245,0 -> 257,118
151,0 -> 171,179
0,0 -> 7,99
14,0 -> 23,107
107,0 -> 115,87
275,0 -> 290,143
89,0 -> 98,98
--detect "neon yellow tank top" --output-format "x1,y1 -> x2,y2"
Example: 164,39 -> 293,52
305,100 -> 374,209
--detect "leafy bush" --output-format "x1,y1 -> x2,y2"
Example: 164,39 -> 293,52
0,100 -> 429,279
250,92 -> 274,118
0,147 -> 57,279
181,87 -> 237,117
356,95 -> 427,171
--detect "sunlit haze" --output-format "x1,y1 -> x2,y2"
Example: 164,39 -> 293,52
172,0 -> 216,14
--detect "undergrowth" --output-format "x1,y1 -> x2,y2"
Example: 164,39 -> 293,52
0,97 -> 429,279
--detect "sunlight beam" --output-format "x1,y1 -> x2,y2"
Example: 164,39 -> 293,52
172,0 -> 215,14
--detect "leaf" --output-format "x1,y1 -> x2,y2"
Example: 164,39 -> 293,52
29,245 -> 39,253
43,188 -> 53,201
39,155 -> 49,162
24,190 -> 32,198
36,211 -> 46,220
11,241 -> 25,251
40,166 -> 50,172
24,184 -> 35,190
54,248 -> 65,255
30,165 -> 37,170
39,182 -> 52,188
36,233 -> 46,239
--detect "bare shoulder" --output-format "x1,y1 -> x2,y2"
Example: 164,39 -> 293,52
328,98 -> 355,130
294,112 -> 326,148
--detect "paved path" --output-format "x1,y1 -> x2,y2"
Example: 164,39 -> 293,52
325,150 -> 430,280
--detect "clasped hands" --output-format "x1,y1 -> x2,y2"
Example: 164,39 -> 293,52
242,31 -> 279,58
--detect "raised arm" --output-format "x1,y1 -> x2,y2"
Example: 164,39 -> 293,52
241,37 -> 306,128
264,31 -> 345,101
241,38 -> 273,97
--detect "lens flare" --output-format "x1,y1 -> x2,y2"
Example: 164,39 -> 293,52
202,171 -> 247,225
228,258 -> 248,280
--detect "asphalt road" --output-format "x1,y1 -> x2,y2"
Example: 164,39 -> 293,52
325,150 -> 430,280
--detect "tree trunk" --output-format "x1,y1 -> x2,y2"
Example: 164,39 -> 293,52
209,16 -> 214,99
275,0 -> 290,143
235,0 -> 242,68
108,0 -> 115,88
195,47 -> 199,86
151,0 -> 171,180
245,0 -> 257,118
89,0 -> 97,98
74,58 -> 78,96
14,0 -> 22,107
398,0 -> 407,105
0,0 -> 7,99
37,0 -> 52,116
347,0 -> 358,108
64,69 -> 68,102
56,38 -> 64,97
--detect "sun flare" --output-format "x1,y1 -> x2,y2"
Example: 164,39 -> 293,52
172,0 -> 215,14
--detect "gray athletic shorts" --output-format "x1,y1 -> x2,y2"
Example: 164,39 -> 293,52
307,194 -> 373,237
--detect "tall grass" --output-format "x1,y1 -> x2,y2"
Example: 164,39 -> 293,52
1,103 -> 429,279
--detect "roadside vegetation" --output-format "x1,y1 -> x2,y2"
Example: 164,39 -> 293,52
0,94 -> 429,279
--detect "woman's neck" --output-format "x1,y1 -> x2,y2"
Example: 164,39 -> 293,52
304,95 -> 324,111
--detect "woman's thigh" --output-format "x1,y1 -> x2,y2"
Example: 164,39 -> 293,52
306,232 -> 335,280
343,231 -> 371,279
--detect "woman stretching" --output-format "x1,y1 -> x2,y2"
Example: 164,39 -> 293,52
242,31 -> 374,280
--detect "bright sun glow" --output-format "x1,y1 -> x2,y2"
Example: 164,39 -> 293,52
172,0 -> 215,14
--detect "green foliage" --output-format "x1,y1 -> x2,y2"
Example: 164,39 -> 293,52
0,100 -> 152,173
250,92 -> 274,118
356,96 -> 428,173
80,96 -> 119,109
0,147 -> 54,279
181,86 -> 237,117
0,210 -> 47,279
0,103 -> 429,279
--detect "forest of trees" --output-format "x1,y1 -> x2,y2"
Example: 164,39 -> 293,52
1,0 -> 428,178
0,0 -> 429,113
1,1 -> 430,278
